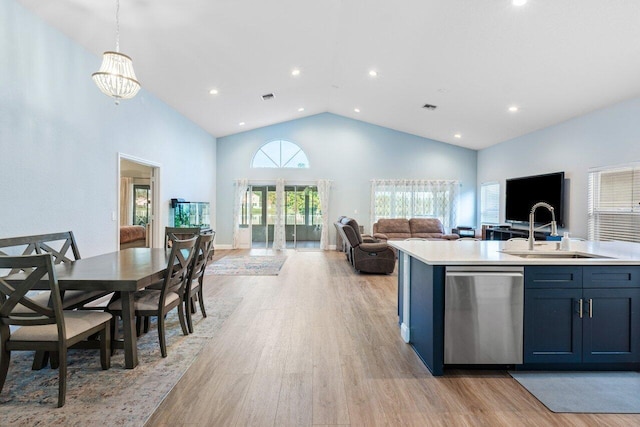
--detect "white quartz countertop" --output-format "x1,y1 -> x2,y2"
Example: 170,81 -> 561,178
388,239 -> 640,265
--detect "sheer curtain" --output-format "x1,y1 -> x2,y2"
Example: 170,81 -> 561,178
272,179 -> 286,250
120,177 -> 133,226
232,178 -> 249,249
317,179 -> 331,250
370,179 -> 460,231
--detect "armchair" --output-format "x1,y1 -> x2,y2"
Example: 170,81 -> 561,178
335,217 -> 395,274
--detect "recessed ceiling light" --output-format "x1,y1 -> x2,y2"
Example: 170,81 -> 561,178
291,68 -> 301,77
512,0 -> 527,6
239,122 -> 245,126
508,105 -> 519,112
208,88 -> 218,95
354,108 -> 360,113
454,133 -> 462,139
369,70 -> 378,77
298,107 -> 305,112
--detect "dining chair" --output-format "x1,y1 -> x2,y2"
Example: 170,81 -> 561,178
108,237 -> 197,357
0,231 -> 112,370
0,254 -> 112,407
134,227 -> 203,335
184,233 -> 215,333
164,227 -> 201,248
0,232 -> 110,310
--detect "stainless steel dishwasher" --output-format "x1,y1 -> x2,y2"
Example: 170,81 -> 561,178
444,266 -> 524,365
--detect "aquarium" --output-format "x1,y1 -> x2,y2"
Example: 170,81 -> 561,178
171,201 -> 211,228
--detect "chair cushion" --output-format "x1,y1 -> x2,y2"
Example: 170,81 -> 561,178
341,218 -> 363,244
10,311 -> 112,342
107,290 -> 180,312
375,219 -> 411,234
409,218 -> 445,235
10,290 -> 109,313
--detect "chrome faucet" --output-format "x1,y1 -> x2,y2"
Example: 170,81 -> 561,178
528,202 -> 559,250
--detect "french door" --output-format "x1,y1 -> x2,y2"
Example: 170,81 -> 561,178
242,185 -> 321,249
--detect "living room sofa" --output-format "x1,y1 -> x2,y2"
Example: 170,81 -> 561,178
335,217 -> 396,274
372,218 -> 459,241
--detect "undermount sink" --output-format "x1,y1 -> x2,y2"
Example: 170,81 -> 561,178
500,250 -> 611,259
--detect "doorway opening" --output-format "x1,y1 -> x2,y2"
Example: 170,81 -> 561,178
241,185 -> 321,249
118,155 -> 160,249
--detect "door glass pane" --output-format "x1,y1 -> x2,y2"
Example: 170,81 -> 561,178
266,187 -> 277,225
251,190 -> 262,225
133,185 -> 150,225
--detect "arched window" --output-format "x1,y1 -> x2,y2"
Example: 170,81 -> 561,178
251,140 -> 309,168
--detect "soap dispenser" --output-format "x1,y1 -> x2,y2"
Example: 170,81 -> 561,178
560,232 -> 571,251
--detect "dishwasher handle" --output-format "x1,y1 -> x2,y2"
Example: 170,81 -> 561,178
445,271 -> 524,278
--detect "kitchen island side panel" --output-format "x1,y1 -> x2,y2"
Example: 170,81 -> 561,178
409,257 -> 445,376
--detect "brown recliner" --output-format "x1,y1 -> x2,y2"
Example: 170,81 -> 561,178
335,217 -> 395,274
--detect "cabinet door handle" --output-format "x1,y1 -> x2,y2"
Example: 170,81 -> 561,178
578,298 -> 583,318
589,298 -> 593,318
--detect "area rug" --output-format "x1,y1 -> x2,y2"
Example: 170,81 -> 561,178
205,255 -> 287,276
0,296 -> 242,426
509,371 -> 640,413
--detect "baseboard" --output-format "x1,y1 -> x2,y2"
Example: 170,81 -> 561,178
401,323 -> 410,343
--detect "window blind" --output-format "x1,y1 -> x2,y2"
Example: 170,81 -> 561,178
588,163 -> 640,242
480,182 -> 500,225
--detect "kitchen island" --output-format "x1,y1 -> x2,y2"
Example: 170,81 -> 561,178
389,239 -> 640,376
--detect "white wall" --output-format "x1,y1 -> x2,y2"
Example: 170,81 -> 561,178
0,0 -> 216,256
478,97 -> 640,238
216,113 -> 477,246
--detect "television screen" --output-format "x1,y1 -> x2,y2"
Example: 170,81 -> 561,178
505,172 -> 565,227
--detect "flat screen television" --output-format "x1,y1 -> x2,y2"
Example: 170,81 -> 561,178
505,172 -> 565,227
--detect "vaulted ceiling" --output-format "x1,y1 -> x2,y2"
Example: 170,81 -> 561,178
17,0 -> 640,149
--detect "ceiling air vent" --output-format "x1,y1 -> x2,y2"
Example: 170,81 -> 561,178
422,104 -> 437,110
261,93 -> 275,101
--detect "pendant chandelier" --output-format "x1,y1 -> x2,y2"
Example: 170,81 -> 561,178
92,0 -> 140,103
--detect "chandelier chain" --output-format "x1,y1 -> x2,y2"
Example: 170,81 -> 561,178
115,0 -> 120,52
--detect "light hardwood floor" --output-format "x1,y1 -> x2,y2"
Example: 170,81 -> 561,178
146,249 -> 640,427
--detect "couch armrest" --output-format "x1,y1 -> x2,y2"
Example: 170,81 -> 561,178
373,233 -> 388,241
359,242 -> 392,253
443,234 -> 460,240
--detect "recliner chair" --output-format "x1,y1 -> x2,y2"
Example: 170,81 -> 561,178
335,217 -> 395,274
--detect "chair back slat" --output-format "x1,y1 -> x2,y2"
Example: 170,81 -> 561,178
164,227 -> 201,249
0,254 -> 61,329
187,233 -> 215,285
0,232 -> 80,276
161,237 -> 197,300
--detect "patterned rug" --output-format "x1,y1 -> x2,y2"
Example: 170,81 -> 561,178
205,255 -> 287,276
0,296 -> 242,426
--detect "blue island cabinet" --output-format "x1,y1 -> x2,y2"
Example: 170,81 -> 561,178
524,266 -> 640,368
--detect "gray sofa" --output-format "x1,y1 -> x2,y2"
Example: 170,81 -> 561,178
335,217 -> 395,274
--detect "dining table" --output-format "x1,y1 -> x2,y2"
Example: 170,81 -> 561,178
8,248 -> 171,369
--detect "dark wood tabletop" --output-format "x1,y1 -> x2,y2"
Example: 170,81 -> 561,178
51,248 -> 170,291
5,248 -> 170,292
